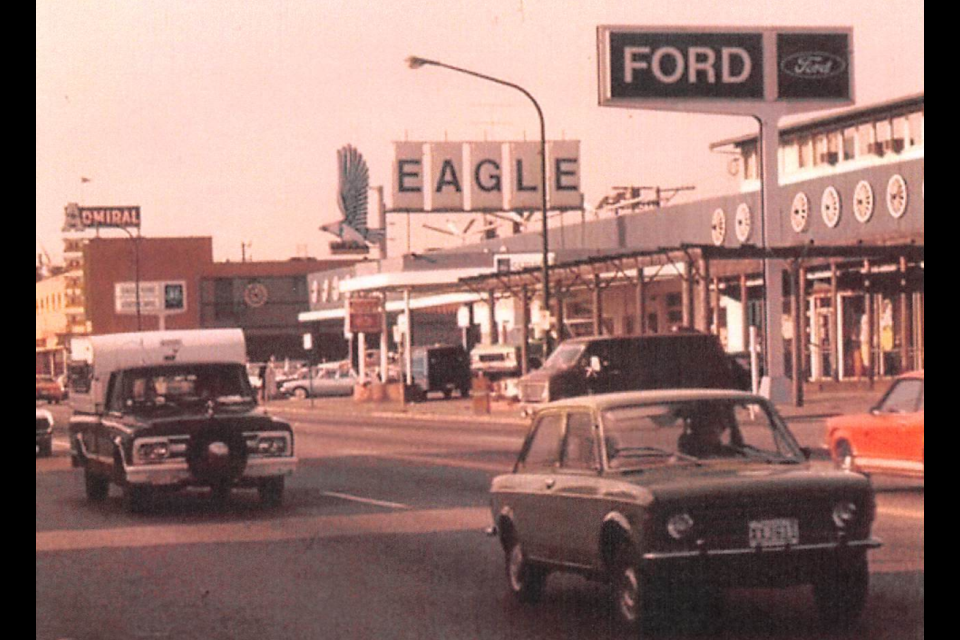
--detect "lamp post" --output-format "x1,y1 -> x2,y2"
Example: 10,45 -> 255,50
406,56 -> 552,356
118,226 -> 142,331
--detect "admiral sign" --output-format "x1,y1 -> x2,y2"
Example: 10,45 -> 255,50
598,27 -> 852,111
63,202 -> 142,231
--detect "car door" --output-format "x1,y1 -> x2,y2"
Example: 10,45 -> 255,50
553,410 -> 606,569
868,378 -> 924,463
510,412 -> 565,563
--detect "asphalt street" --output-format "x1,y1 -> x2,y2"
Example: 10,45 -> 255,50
36,400 -> 923,640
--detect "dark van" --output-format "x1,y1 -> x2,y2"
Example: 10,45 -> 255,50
517,333 -> 741,406
410,345 -> 472,399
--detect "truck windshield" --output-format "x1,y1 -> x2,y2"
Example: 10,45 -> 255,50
541,343 -> 585,371
115,364 -> 256,413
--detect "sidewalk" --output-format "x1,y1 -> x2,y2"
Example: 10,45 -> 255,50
266,379 -> 892,427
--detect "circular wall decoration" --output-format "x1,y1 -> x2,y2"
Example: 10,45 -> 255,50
886,174 -> 908,219
243,282 -> 269,308
790,192 -> 810,233
853,180 -> 875,223
821,186 -> 841,228
735,203 -> 752,242
710,208 -> 727,246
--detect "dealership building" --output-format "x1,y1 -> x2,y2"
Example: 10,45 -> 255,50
298,93 -> 924,388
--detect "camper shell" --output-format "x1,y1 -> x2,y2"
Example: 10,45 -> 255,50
67,329 -> 296,511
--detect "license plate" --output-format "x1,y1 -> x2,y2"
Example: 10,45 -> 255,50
749,518 -> 799,548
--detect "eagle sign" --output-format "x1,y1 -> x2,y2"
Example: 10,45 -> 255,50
320,145 -> 385,247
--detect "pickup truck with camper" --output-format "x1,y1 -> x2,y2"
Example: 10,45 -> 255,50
67,329 -> 297,512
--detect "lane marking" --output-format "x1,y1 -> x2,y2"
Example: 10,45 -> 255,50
36,506 -> 492,553
322,491 -> 411,510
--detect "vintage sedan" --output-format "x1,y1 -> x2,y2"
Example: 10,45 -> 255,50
826,371 -> 924,478
36,408 -> 54,457
68,330 -> 297,512
489,389 -> 881,631
280,363 -> 357,399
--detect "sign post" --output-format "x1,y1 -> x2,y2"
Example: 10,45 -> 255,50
597,26 -> 853,402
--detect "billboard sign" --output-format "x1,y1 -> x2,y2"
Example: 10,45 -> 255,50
115,281 -> 187,315
598,27 -> 852,113
63,202 -> 142,232
391,140 -> 583,212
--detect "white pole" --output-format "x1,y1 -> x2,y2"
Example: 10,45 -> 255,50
404,288 -> 413,386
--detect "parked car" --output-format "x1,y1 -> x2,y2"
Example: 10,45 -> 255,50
470,344 -> 523,381
36,408 -> 54,457
68,329 -> 297,512
36,374 -> 67,403
489,389 -> 881,631
410,345 -> 471,399
517,333 -> 740,408
826,370 -> 924,478
281,363 -> 358,399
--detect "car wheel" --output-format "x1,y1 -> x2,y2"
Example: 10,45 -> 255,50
834,440 -> 857,473
611,547 -> 646,631
293,387 -> 308,400
505,539 -> 546,604
84,467 -> 110,502
813,552 -> 869,629
258,476 -> 285,507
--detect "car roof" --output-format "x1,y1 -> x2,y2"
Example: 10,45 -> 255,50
36,408 -> 54,420
536,388 -> 766,414
898,370 -> 924,380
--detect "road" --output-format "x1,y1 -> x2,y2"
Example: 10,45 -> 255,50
36,402 -> 924,640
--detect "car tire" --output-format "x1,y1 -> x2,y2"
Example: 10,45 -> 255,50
611,547 -> 646,631
293,387 -> 308,400
505,539 -> 546,604
813,552 -> 869,629
259,476 -> 285,507
84,467 -> 110,502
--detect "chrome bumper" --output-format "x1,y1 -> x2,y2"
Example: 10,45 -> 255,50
124,456 -> 298,486
643,537 -> 883,561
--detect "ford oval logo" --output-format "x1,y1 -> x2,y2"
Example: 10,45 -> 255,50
780,52 -> 846,79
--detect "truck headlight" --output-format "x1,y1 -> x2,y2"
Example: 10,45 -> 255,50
832,501 -> 858,528
666,512 -> 695,540
135,440 -> 170,464
254,435 -> 289,456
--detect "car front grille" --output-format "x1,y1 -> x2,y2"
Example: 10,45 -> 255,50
660,497 -> 847,550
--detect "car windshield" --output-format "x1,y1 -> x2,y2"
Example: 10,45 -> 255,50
541,343 -> 585,370
600,399 -> 803,471
115,363 -> 256,413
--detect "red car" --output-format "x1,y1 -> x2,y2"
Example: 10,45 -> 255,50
36,374 -> 67,403
826,371 -> 924,478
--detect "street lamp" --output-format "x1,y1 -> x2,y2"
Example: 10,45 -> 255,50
406,56 -> 553,355
118,227 -> 142,331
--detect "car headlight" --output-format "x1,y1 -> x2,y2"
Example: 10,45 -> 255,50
666,512 -> 695,540
135,440 -> 170,464
255,435 -> 289,456
832,501 -> 858,528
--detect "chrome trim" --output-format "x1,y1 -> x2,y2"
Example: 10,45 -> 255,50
124,456 -> 297,485
642,537 -> 883,561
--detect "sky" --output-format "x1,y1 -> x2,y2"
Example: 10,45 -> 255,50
36,0 -> 924,265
